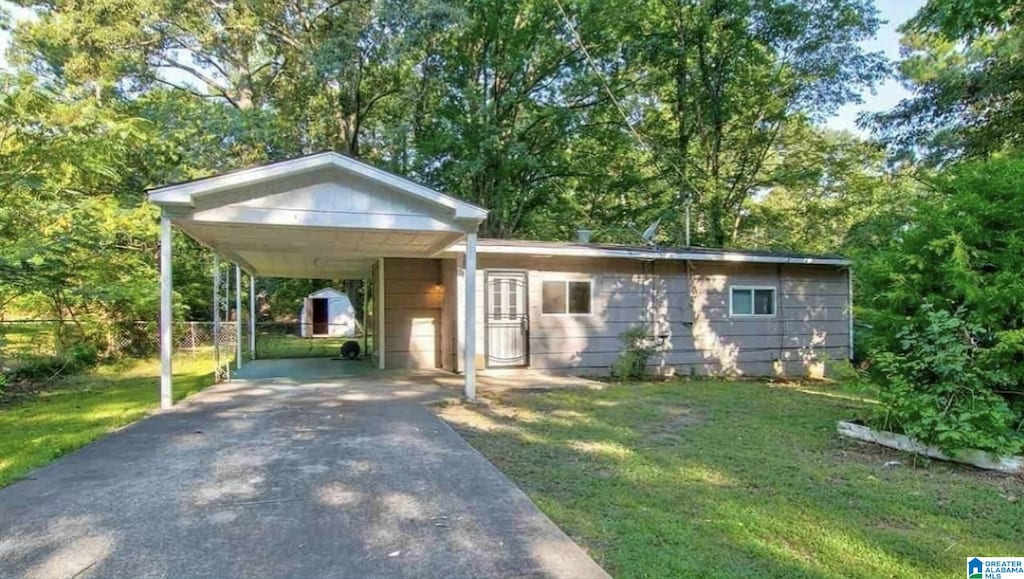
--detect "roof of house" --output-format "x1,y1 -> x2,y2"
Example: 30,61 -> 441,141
147,151 -> 488,222
449,238 -> 850,266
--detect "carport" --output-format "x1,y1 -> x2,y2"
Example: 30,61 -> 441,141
148,152 -> 488,409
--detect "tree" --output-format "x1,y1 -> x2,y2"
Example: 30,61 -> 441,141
0,73 -> 164,330
609,0 -> 887,246
875,0 -> 1024,162
855,154 -> 1024,454
410,0 -> 606,238
736,123 -> 917,255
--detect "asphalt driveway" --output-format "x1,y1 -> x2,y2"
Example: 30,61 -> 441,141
0,361 -> 608,578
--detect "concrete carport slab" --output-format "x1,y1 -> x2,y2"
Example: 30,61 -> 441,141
0,368 -> 609,579
149,151 -> 489,407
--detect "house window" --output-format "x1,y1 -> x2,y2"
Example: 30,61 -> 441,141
730,286 -> 776,317
542,280 -> 592,315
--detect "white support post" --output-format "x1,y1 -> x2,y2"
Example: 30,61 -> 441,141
376,258 -> 385,370
224,263 -> 230,381
213,255 -> 220,380
159,215 -> 173,410
362,279 -> 369,357
249,275 -> 256,360
455,255 -> 465,374
235,264 -> 242,370
464,232 -> 477,401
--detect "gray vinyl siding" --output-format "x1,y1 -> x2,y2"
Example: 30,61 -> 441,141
386,255 -> 851,378
476,256 -> 851,378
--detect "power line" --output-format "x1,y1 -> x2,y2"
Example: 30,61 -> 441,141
551,0 -> 690,188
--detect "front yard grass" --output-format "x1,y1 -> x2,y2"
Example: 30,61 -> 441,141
437,380 -> 1024,578
0,354 -> 215,489
255,332 -> 369,359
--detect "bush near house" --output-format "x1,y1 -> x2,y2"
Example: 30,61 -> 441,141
612,326 -> 656,380
854,155 -> 1024,455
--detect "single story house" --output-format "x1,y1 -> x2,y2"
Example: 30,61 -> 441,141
148,152 -> 851,406
298,287 -> 358,338
391,240 -> 850,378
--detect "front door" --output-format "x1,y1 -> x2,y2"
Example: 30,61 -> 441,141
485,271 -> 529,367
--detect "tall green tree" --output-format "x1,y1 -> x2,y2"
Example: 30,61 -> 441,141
876,0 -> 1024,161
605,0 -> 886,246
410,0 -> 609,238
737,123 -> 916,255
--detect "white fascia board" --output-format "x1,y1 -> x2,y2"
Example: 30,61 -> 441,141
309,288 -> 345,298
147,152 -> 489,223
442,242 -> 851,266
148,153 -> 332,205
190,206 -> 464,232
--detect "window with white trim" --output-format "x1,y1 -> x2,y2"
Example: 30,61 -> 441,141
542,280 -> 592,314
730,286 -> 776,317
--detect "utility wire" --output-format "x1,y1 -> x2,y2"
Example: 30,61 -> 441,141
551,0 -> 691,190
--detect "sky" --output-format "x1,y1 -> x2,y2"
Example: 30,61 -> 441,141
823,0 -> 928,134
0,0 -> 925,136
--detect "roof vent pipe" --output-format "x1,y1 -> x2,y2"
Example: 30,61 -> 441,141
576,229 -> 593,244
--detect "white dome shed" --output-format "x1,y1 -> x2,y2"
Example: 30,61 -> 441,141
300,288 -> 357,338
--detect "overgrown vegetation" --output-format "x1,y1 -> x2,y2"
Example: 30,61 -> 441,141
612,326 -> 656,380
855,156 -> 1024,455
437,381 -> 1024,578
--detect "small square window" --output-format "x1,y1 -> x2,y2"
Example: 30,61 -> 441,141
753,289 -> 774,315
730,287 -> 775,317
542,280 -> 592,315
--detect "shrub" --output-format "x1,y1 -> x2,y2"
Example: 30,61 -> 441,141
872,305 -> 1023,455
5,344 -> 100,385
854,155 -> 1024,455
613,326 -> 656,380
7,356 -> 70,382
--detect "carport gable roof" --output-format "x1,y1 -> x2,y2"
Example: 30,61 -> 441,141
147,151 -> 488,222
146,152 -> 488,279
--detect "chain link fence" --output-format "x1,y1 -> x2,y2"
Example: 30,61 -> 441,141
0,320 -> 240,371
1,319 -> 369,383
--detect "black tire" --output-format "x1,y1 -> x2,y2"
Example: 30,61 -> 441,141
340,340 -> 361,360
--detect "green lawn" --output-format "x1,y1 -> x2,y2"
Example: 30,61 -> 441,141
0,354 -> 215,488
255,332 -> 369,359
436,380 -> 1024,578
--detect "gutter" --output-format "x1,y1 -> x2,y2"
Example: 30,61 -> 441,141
443,242 -> 852,267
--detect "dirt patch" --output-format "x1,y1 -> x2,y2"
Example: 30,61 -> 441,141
833,437 -> 1024,488
638,404 -> 705,443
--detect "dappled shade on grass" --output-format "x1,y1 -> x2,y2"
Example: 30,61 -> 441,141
0,355 -> 215,488
437,381 -> 1024,578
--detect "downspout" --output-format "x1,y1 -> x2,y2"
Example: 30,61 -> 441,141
777,263 -> 785,366
847,266 -> 854,361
